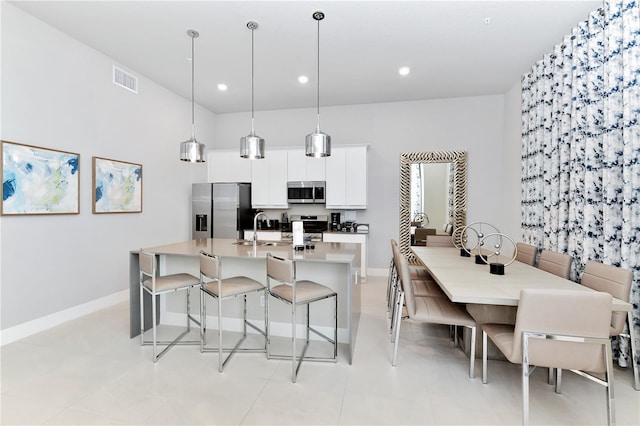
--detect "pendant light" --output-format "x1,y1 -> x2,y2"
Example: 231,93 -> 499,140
305,11 -> 331,158
180,29 -> 206,163
240,21 -> 265,159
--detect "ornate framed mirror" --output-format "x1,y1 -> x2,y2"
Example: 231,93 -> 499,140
399,150 -> 467,263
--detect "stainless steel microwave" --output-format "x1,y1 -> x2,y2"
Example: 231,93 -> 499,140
287,181 -> 325,204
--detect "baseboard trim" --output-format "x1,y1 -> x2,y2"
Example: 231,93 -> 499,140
0,290 -> 128,346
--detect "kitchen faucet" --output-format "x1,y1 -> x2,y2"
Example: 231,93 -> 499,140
253,211 -> 269,247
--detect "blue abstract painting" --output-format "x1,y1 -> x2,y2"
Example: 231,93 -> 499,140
92,157 -> 142,213
2,141 -> 80,215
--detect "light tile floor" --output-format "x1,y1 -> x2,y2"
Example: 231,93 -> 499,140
2,276 -> 639,425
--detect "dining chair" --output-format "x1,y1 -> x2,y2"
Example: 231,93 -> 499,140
536,249 -> 574,384
389,240 -> 447,341
388,240 -> 441,315
139,249 -> 201,362
387,239 -> 403,316
266,253 -> 337,383
578,261 -> 638,391
537,249 -> 572,279
391,250 -> 477,378
199,251 -> 267,372
515,242 -> 537,266
425,234 -> 455,247
482,288 -> 615,425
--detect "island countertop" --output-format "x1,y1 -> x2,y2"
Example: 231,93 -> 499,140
142,238 -> 360,264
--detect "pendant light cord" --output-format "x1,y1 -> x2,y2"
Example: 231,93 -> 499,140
316,16 -> 321,131
191,33 -> 196,139
251,27 -> 255,135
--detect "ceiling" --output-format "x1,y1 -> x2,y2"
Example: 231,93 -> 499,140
10,1 -> 600,114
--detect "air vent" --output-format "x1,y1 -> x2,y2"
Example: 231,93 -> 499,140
113,66 -> 138,93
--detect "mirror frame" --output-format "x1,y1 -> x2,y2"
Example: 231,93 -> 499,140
399,150 -> 467,263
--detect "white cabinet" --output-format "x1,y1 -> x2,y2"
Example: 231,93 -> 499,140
207,150 -> 252,183
323,232 -> 368,280
251,149 -> 288,208
325,145 -> 368,209
287,148 -> 326,181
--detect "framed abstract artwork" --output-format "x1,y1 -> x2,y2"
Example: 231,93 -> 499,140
92,156 -> 142,213
1,140 -> 80,215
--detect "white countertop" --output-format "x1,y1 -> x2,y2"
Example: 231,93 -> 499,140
143,238 -> 359,264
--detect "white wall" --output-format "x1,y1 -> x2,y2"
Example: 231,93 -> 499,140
1,4 -> 211,331
213,94 -> 509,269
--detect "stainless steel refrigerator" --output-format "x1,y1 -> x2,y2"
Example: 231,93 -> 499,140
192,183 -> 253,239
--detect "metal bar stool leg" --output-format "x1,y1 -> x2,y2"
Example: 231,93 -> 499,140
200,286 -> 206,351
628,312 -> 640,391
292,301 -> 297,383
218,295 -> 223,372
140,283 -> 145,347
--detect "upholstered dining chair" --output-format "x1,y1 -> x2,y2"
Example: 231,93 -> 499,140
425,234 -> 455,247
388,240 -> 440,316
536,249 -> 574,384
266,253 -> 337,383
392,250 -> 477,378
537,249 -> 572,279
199,251 -> 267,372
139,249 -> 200,362
482,289 -> 615,425
578,261 -> 638,391
515,242 -> 537,266
389,240 -> 447,341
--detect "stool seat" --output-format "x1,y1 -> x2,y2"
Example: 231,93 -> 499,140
271,280 -> 335,305
142,273 -> 199,293
202,276 -> 264,298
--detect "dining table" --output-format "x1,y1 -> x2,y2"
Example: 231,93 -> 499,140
411,246 -> 634,364
411,246 -> 631,312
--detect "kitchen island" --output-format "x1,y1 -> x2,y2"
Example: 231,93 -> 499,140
129,238 -> 362,363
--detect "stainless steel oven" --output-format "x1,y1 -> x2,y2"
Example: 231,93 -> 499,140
287,181 -> 325,204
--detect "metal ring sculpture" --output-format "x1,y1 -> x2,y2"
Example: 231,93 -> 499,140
457,222 -> 501,256
413,212 -> 429,227
477,232 -> 517,267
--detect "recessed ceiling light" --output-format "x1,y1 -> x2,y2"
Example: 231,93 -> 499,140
217,83 -> 228,91
298,75 -> 309,84
398,67 -> 410,76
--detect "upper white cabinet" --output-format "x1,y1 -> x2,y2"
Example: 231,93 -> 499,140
207,150 -> 252,183
287,148 -> 326,181
251,149 -> 288,208
326,145 -> 368,209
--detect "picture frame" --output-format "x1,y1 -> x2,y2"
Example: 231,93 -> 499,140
1,140 -> 80,215
92,156 -> 142,214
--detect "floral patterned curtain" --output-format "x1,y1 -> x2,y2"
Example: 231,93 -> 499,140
447,163 -> 454,227
410,163 -> 422,220
521,0 -> 639,369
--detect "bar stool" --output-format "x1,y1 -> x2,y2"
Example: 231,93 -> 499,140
139,249 -> 200,362
199,251 -> 267,372
265,253 -> 337,383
